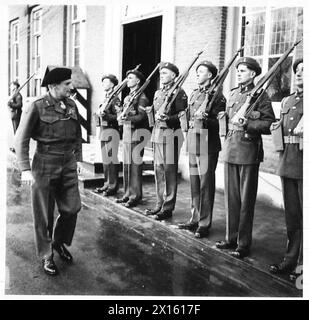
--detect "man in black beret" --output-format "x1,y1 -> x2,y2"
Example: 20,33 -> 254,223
178,60 -> 226,238
15,66 -> 83,276
94,74 -> 121,196
216,57 -> 275,258
115,68 -> 149,207
8,80 -> 23,152
270,58 -> 303,282
144,62 -> 188,220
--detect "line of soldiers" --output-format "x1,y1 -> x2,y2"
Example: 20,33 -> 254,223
94,57 -> 303,281
14,54 -> 303,281
8,80 -> 23,152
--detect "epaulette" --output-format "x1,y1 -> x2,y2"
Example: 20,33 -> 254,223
33,94 -> 47,103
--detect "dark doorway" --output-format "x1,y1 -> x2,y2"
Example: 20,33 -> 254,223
122,16 -> 162,103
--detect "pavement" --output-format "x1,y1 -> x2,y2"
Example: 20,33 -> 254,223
5,134 -> 302,297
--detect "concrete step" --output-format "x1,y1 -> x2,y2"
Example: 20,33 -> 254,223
80,187 -> 301,297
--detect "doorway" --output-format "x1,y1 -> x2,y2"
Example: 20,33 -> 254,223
122,15 -> 162,103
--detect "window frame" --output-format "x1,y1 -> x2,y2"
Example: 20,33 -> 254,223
10,19 -> 19,90
30,7 -> 43,97
239,6 -> 302,116
69,5 -> 86,68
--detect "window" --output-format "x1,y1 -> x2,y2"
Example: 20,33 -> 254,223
10,20 -> 19,90
70,5 -> 86,67
31,8 -> 42,96
241,7 -> 303,103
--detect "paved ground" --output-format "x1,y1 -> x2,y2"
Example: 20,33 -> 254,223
5,155 -> 301,297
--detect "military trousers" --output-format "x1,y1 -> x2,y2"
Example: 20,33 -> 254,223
189,152 -> 219,228
281,177 -> 303,268
154,138 -> 182,212
224,162 -> 259,251
12,110 -> 22,134
123,142 -> 144,202
101,138 -> 119,193
31,150 -> 81,259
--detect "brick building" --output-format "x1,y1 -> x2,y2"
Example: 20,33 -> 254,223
7,4 -> 303,175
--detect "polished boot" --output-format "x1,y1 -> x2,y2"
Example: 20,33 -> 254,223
144,206 -> 161,216
269,262 -> 295,274
102,188 -> 118,196
94,185 -> 108,194
123,199 -> 139,208
115,197 -> 129,203
154,211 -> 172,221
42,257 -> 58,276
53,243 -> 73,263
194,226 -> 209,238
230,248 -> 250,259
216,240 -> 237,250
178,221 -> 198,231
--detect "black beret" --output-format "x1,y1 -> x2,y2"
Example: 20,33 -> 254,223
236,57 -> 262,76
101,74 -> 118,86
293,58 -> 303,74
159,62 -> 179,77
196,60 -> 218,79
126,69 -> 145,83
41,67 -> 72,87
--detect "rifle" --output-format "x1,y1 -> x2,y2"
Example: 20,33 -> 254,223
155,49 -> 205,129
192,47 -> 243,130
117,63 -> 160,124
231,39 -> 302,125
8,72 -> 36,105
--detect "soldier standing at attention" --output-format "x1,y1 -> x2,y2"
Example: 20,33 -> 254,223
8,80 -> 23,152
216,57 -> 275,258
15,67 -> 83,276
94,74 -> 121,196
116,69 -> 149,208
270,58 -> 303,281
178,61 -> 226,238
144,62 -> 188,221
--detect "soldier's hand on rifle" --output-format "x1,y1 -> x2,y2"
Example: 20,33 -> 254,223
156,113 -> 169,121
196,111 -> 208,120
119,114 -> 128,121
234,117 -> 247,127
145,106 -> 153,114
77,162 -> 83,175
21,170 -> 34,186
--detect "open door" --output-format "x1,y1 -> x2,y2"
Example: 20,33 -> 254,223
122,15 -> 162,103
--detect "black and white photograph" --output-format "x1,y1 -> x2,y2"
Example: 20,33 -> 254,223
0,0 -> 307,300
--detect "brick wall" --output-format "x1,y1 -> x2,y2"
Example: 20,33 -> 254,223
174,6 -> 225,96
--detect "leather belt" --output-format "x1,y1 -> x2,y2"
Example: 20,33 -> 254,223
284,135 -> 300,144
37,143 -> 75,154
228,123 -> 244,132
